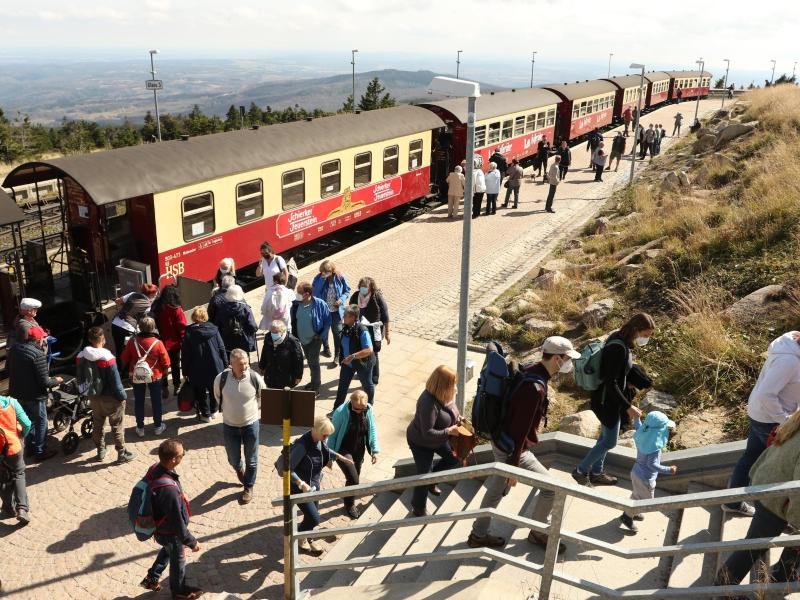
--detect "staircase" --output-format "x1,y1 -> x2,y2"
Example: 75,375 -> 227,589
284,435 -> 800,599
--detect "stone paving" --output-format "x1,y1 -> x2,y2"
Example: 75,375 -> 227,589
0,99 -> 720,599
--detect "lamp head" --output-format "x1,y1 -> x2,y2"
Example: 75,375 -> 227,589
149,49 -> 159,55
629,63 -> 645,70
427,76 -> 480,98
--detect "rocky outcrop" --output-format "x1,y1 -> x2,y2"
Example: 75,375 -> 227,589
640,390 -> 678,414
477,316 -> 509,339
715,122 -> 755,149
559,410 -> 600,438
523,317 -> 559,335
533,270 -> 566,290
581,299 -> 615,326
482,305 -> 501,317
693,134 -> 717,154
723,284 -> 786,325
673,406 -> 728,449
593,217 -> 610,235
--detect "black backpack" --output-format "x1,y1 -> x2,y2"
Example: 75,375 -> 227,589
222,313 -> 244,339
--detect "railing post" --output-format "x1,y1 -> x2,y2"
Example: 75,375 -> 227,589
538,491 -> 566,600
282,389 -> 295,600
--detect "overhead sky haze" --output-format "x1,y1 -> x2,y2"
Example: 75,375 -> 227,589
0,0 -> 796,76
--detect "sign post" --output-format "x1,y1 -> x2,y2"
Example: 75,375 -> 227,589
145,79 -> 164,91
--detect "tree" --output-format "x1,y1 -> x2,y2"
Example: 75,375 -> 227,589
141,111 -> 157,142
247,102 -> 263,126
358,78 -> 395,111
774,74 -> 797,85
714,76 -> 725,89
341,95 -> 354,113
224,105 -> 240,131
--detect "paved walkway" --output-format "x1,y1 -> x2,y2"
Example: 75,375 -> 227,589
0,99 -> 721,599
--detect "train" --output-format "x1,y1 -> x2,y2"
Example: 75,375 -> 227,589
0,69 -> 711,340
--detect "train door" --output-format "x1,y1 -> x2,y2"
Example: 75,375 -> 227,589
64,178 -> 106,305
431,127 -> 453,197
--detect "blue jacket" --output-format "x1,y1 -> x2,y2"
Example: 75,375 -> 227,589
312,273 -> 351,319
290,298 -> 331,341
328,400 -> 380,455
181,322 -> 229,389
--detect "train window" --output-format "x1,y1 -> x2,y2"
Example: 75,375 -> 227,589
572,106 -> 580,119
579,101 -> 587,116
235,179 -> 263,224
536,112 -> 546,129
546,109 -> 555,126
383,145 -> 399,178
525,114 -> 535,132
320,160 -> 341,198
513,116 -> 525,136
106,200 -> 127,219
474,126 -> 486,148
487,122 -> 500,144
182,192 -> 215,241
409,139 -> 423,169
281,168 -> 305,210
354,151 -> 372,187
501,119 -> 513,140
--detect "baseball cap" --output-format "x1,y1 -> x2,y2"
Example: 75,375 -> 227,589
20,298 -> 42,311
541,336 -> 580,359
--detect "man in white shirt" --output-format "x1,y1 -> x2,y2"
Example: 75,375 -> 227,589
214,349 -> 265,505
255,242 -> 288,290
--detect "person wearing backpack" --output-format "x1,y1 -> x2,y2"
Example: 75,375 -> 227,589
572,313 -> 655,487
138,438 -> 203,599
76,326 -> 134,463
332,306 -> 376,410
121,317 -> 171,438
212,284 -> 258,355
0,393 -> 32,525
467,336 -> 579,552
348,277 -> 390,386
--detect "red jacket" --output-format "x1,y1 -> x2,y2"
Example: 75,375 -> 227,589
156,304 -> 187,353
121,334 -> 170,381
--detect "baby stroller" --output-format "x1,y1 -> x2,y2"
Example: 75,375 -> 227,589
49,379 -> 93,455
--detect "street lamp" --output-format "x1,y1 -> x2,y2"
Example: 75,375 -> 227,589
530,51 -> 537,88
770,59 -> 776,85
427,75 -> 480,415
628,63 -> 645,185
693,58 -> 705,126
608,52 -> 613,78
721,59 -> 731,108
456,50 -> 463,79
793,61 -> 798,82
351,49 -> 359,112
148,49 -> 162,142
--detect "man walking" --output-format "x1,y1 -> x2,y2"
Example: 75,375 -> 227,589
333,305 -> 376,409
557,141 -> 571,180
536,139 -> 551,181
471,162 -> 486,219
545,156 -> 561,214
502,159 -> 524,209
586,128 -> 602,169
609,132 -> 626,172
672,112 -> 683,136
0,393 -> 32,525
76,326 -> 134,463
291,281 -> 331,397
484,162 -> 501,215
466,336 -> 580,553
622,107 -> 632,137
214,349 -> 265,505
139,438 -> 204,599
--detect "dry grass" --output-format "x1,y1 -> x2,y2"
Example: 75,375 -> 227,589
741,85 -> 800,132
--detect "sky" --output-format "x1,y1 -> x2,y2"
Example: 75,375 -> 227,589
0,0 -> 797,84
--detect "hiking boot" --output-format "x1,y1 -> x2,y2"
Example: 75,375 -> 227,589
570,468 -> 591,486
235,468 -> 245,485
412,506 -> 427,517
429,485 -> 442,497
154,423 -> 167,436
722,502 -> 755,517
136,427 -> 145,438
299,538 -> 323,556
240,486 -> 253,505
198,415 -> 211,423
117,449 -> 134,464
589,472 -> 618,486
620,514 -> 638,533
527,531 -> 566,555
174,585 -> 204,599
139,575 -> 162,592
346,505 -> 360,520
15,508 -> 30,526
633,514 -> 644,521
467,532 -> 505,548
320,349 -> 332,358
96,447 -> 107,462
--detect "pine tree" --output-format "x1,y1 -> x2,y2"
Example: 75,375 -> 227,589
342,95 -> 354,113
714,77 -> 725,89
141,111 -> 157,142
224,105 -> 240,131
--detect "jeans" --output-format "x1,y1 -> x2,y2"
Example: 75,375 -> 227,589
472,192 -> 484,217
90,396 -> 126,452
714,501 -> 796,586
0,451 -> 29,511
726,418 -> 776,509
301,337 -> 322,392
485,193 -> 498,214
22,401 -> 48,456
577,419 -> 620,475
192,384 -> 217,417
297,498 -> 321,532
324,311 -> 342,359
503,186 -> 520,207
133,380 -> 164,429
545,184 -> 557,210
472,444 -> 554,537
333,363 -> 375,409
408,440 -> 459,511
223,421 -> 260,487
148,534 -> 186,594
161,347 -> 181,392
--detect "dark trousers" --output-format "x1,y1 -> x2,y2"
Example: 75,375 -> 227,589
537,156 -> 548,175
408,440 -> 459,511
503,186 -> 520,207
148,534 -> 187,594
336,449 -> 365,508
161,348 -> 181,392
472,192 -> 484,217
372,351 -> 381,385
192,383 -> 217,417
133,380 -> 164,429
726,418 -> 776,509
21,401 -> 47,456
0,451 -> 29,511
545,184 -> 557,211
485,193 -> 498,214
594,165 -> 604,181
559,165 -> 569,180
334,363 -> 375,409
111,324 -> 131,377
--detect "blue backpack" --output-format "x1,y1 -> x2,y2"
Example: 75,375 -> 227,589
574,338 -> 627,391
127,468 -> 177,541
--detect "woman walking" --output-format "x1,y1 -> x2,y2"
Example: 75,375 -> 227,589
348,277 -> 390,385
151,284 -> 187,399
257,320 -> 304,389
181,307 -> 228,422
312,260 -> 350,368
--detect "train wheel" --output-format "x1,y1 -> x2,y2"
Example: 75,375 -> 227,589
52,412 -> 71,434
80,418 -> 93,439
62,432 -> 80,455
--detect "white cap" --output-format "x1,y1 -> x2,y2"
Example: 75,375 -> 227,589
20,298 -> 42,311
541,336 -> 580,359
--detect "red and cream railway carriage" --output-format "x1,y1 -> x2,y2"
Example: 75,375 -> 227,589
643,71 -> 672,108
601,75 -> 649,121
542,80 -> 619,143
667,70 -> 712,101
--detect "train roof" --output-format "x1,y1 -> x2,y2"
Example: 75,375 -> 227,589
665,70 -> 713,78
602,75 -> 648,88
644,71 -> 672,83
541,79 -> 618,101
2,106 -> 444,206
0,188 -> 25,226
419,88 -> 561,123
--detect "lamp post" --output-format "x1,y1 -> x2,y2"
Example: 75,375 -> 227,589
351,49 -> 359,112
607,52 -> 613,78
770,59 -> 776,85
456,50 -> 463,79
629,63 -> 645,185
721,59 -> 731,108
530,51 -> 537,88
427,76 -> 480,415
693,58 -> 704,126
793,61 -> 798,82
148,49 -> 162,142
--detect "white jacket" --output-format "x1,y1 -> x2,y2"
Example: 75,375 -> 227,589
472,169 -> 486,194
747,331 -> 800,424
485,169 -> 501,194
547,163 -> 561,185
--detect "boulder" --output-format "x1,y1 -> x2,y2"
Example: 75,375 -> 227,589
640,390 -> 678,414
715,122 -> 754,148
722,284 -> 786,325
673,406 -> 728,449
593,216 -> 610,234
621,211 -> 641,222
482,305 -> 501,317
644,249 -> 664,260
523,317 -> 558,335
617,429 -> 636,449
559,410 -> 601,438
566,239 -> 583,250
581,298 -> 615,326
661,171 -> 681,191
678,171 -> 691,189
521,290 -> 542,304
477,316 -> 509,339
541,258 -> 569,274
533,270 -> 566,290
504,298 -> 534,318
693,134 -> 717,154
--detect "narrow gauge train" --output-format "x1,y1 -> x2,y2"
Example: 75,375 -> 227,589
1,69 -> 711,332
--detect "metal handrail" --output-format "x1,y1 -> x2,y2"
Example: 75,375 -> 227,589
283,462 -> 800,599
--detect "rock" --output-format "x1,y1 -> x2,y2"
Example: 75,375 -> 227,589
533,270 -> 566,290
521,290 -> 542,304
661,171 -> 681,191
620,211 -> 641,222
693,134 -> 717,154
541,258 -> 569,274
723,284 -> 787,325
712,120 -> 730,134
695,127 -> 713,138
581,298 -> 615,326
523,317 -> 558,335
594,216 -> 610,234
673,406 -> 728,449
618,264 -> 643,275
644,249 -> 664,260
640,390 -> 678,414
678,171 -> 691,189
482,305 -> 501,317
504,298 -> 534,318
477,316 -> 509,339
715,122 -> 754,148
559,410 -> 601,438
566,239 -> 583,250
617,429 -> 636,449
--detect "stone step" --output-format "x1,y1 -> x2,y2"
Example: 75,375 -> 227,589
667,482 -> 723,589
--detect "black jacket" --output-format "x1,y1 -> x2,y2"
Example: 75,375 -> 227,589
612,135 -> 626,154
558,146 -> 572,166
8,341 -> 57,404
213,300 -> 258,353
207,287 -> 228,323
182,322 -> 228,389
258,334 -> 304,389
489,152 -> 508,174
590,332 -> 633,428
148,463 -> 197,548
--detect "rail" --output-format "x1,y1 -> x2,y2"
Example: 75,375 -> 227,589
281,462 -> 800,599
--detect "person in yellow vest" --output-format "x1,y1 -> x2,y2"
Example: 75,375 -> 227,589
0,394 -> 32,525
